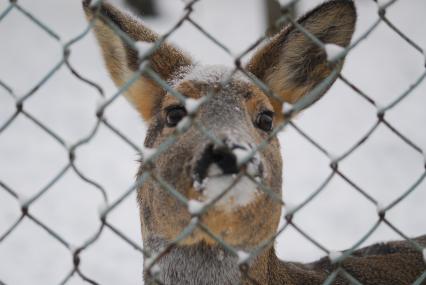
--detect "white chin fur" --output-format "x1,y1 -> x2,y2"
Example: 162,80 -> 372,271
201,174 -> 260,212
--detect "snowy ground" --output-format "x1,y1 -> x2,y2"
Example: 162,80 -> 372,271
0,0 -> 425,284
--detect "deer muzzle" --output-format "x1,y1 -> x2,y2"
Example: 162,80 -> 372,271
191,139 -> 264,212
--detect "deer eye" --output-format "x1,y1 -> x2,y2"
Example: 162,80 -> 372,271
165,106 -> 187,127
255,111 -> 274,132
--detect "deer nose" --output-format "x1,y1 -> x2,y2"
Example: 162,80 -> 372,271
193,143 -> 241,184
210,145 -> 239,174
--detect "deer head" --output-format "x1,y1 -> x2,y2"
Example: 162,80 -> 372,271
84,0 -> 357,283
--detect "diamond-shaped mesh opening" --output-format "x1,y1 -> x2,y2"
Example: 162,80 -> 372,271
0,6 -> 62,93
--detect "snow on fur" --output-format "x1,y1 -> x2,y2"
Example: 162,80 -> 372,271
172,65 -> 251,87
149,264 -> 161,276
281,102 -> 293,115
324,43 -> 345,62
177,116 -> 192,133
232,147 -> 251,166
135,41 -> 153,58
187,199 -> 205,215
185,97 -> 205,114
237,250 -> 250,264
141,146 -> 157,162
200,173 -> 260,212
328,251 -> 343,263
283,202 -> 297,216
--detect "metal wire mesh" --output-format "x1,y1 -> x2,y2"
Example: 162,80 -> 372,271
0,0 -> 425,284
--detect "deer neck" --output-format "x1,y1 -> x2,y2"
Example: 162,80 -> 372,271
143,236 -> 328,285
145,236 -> 273,285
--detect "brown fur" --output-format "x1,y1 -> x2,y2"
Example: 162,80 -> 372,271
83,0 -> 191,120
84,0 -> 426,284
265,235 -> 426,285
180,192 -> 280,248
247,0 -> 356,119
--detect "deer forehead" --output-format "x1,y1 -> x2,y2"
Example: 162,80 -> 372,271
164,65 -> 272,114
171,65 -> 250,86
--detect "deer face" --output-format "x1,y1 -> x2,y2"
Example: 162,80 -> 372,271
138,66 -> 283,248
84,0 -> 356,250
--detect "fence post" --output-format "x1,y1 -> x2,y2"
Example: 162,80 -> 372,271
265,0 -> 297,36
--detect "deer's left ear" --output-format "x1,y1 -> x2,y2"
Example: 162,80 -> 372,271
246,0 -> 356,116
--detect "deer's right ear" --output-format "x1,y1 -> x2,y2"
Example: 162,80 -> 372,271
83,1 -> 192,120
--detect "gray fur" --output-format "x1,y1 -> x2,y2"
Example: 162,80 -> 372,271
145,236 -> 241,285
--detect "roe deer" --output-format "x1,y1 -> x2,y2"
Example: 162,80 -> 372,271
83,0 -> 426,284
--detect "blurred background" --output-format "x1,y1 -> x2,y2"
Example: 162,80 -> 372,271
0,0 -> 425,284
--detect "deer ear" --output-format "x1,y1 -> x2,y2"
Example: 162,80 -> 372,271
246,0 -> 356,116
83,1 -> 192,120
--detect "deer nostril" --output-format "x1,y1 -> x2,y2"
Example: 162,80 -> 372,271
211,146 -> 239,175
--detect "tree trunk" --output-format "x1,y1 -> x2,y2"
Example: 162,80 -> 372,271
265,0 -> 297,36
125,0 -> 157,16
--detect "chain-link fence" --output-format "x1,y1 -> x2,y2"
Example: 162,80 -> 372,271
0,0 -> 425,284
